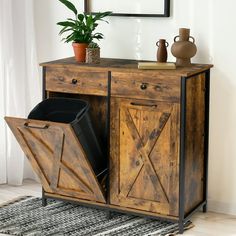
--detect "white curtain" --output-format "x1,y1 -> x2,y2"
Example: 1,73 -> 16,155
0,0 -> 41,185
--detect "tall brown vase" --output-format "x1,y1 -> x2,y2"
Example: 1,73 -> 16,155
156,39 -> 169,62
72,43 -> 88,62
171,28 -> 197,67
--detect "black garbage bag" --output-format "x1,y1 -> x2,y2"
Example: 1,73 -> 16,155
28,97 -> 106,177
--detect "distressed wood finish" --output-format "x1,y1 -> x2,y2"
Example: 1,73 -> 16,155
111,72 -> 180,102
110,98 -> 180,216
40,57 -> 213,77
5,117 -> 106,203
184,74 -> 206,214
5,58 -> 212,225
46,66 -> 108,96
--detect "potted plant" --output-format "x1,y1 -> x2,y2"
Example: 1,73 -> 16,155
86,42 -> 100,64
57,0 -> 111,62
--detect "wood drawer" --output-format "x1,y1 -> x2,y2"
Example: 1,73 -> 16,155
46,67 -> 108,96
111,72 -> 180,102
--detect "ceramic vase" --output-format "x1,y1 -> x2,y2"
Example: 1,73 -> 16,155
156,39 -> 169,62
171,28 -> 197,67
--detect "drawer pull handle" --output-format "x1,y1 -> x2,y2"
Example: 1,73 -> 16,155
130,102 -> 157,108
72,79 -> 78,84
140,83 -> 148,90
24,123 -> 49,130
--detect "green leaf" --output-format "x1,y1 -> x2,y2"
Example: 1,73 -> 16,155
59,27 -> 73,35
86,15 -> 93,28
93,11 -> 112,21
67,18 -> 77,23
94,32 -> 104,36
59,26 -> 67,35
93,32 -> 104,40
64,33 -> 76,43
58,0 -> 77,15
57,21 -> 75,27
77,14 -> 84,22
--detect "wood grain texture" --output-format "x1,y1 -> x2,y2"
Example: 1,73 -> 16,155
40,57 -> 213,77
184,73 -> 206,214
5,117 -> 106,203
46,66 -> 108,96
111,72 -> 180,102
109,98 -> 180,216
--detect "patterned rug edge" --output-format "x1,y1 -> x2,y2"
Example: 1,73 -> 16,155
0,196 -> 194,236
164,222 -> 195,236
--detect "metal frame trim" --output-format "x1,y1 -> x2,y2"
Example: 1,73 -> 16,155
184,201 -> 206,222
42,66 -> 47,206
203,69 -> 210,212
106,72 -> 111,204
84,0 -> 170,17
179,76 -> 187,233
42,67 -> 46,100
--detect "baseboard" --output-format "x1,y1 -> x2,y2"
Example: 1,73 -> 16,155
208,199 -> 236,216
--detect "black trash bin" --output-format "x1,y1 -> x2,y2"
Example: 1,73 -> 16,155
28,97 -> 106,178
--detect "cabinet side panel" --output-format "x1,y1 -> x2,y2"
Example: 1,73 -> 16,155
184,73 -> 206,214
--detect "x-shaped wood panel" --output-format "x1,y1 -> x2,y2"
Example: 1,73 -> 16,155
5,117 -> 106,203
119,108 -> 171,203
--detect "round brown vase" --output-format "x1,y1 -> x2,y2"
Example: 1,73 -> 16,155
72,43 -> 88,62
171,28 -> 197,67
156,39 -> 169,62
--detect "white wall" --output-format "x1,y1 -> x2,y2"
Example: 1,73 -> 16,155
34,0 -> 236,215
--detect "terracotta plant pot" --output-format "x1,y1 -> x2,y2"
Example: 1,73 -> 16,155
72,43 -> 88,62
171,28 -> 197,67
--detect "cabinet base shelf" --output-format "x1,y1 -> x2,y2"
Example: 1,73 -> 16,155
44,192 -> 207,221
44,192 -> 178,222
44,192 -> 206,234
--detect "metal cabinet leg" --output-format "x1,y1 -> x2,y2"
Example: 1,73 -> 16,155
107,211 -> 112,220
42,197 -> 47,207
203,202 -> 207,213
42,188 -> 47,207
178,221 -> 184,234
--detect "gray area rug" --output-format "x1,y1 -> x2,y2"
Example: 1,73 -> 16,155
0,196 -> 192,236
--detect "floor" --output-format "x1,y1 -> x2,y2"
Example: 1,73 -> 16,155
0,180 -> 236,236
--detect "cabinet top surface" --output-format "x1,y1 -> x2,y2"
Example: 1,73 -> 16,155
40,57 -> 213,77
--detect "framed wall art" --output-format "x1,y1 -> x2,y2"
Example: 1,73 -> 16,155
84,0 -> 170,17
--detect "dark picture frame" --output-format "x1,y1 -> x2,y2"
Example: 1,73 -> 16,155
84,0 -> 170,17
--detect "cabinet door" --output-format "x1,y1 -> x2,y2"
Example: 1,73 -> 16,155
110,98 -> 179,216
5,117 -> 106,203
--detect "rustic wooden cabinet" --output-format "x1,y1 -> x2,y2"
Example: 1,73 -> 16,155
5,57 -> 212,233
